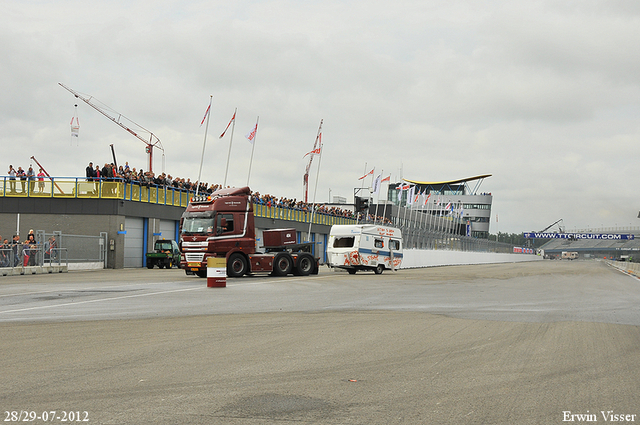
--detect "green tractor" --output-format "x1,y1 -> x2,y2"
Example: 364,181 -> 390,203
146,239 -> 181,269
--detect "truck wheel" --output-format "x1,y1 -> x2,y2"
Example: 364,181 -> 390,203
166,260 -> 173,269
294,254 -> 314,276
374,264 -> 384,274
146,261 -> 154,269
348,269 -> 357,274
273,253 -> 293,276
227,253 -> 248,278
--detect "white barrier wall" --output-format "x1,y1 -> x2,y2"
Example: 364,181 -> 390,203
400,249 -> 542,269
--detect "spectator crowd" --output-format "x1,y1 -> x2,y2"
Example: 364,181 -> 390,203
0,230 -> 58,268
3,159 -> 392,232
83,160 -> 392,224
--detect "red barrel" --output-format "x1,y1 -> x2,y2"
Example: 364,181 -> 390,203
207,257 -> 227,288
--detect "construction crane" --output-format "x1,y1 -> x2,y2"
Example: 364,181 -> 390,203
538,218 -> 564,233
303,119 -> 323,203
59,82 -> 164,174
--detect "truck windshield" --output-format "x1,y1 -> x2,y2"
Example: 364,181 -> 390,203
182,217 -> 215,235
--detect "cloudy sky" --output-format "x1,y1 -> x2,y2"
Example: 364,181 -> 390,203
2,0 -> 640,234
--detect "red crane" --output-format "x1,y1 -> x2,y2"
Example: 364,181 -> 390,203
59,82 -> 164,174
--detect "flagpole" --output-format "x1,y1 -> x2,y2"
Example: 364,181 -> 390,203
247,116 -> 258,186
307,127 -> 323,242
368,168 -> 375,223
381,177 -> 389,225
356,162 -> 366,225
374,170 -> 382,224
196,95 -> 213,196
223,108 -> 237,187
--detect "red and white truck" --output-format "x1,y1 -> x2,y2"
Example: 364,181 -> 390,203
179,186 -> 318,278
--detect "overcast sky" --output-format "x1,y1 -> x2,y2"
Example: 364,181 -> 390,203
2,0 -> 640,234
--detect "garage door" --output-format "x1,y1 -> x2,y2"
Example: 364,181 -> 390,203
158,220 -> 177,241
124,217 -> 144,268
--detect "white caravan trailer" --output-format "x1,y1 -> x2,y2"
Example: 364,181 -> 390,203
326,225 -> 403,274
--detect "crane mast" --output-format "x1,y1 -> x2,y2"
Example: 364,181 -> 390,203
58,82 -> 164,174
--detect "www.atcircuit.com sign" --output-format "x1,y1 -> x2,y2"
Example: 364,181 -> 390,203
523,233 -> 635,240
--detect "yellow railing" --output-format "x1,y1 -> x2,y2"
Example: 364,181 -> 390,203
0,177 -> 193,207
253,204 -> 357,226
0,177 -> 356,225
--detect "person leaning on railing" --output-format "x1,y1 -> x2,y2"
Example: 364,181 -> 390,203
0,238 -> 9,268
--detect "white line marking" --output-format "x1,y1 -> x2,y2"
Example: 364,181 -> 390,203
0,286 -> 202,314
0,274 -> 335,315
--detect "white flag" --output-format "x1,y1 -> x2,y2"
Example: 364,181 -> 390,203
372,174 -> 381,195
245,122 -> 258,144
407,186 -> 415,205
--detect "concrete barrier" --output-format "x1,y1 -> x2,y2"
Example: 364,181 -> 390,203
0,264 -> 68,276
400,249 -> 542,269
606,260 -> 640,278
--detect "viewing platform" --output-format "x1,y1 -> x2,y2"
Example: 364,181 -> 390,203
0,176 -> 357,225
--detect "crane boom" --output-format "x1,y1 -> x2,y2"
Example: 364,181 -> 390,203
58,82 -> 164,173
538,218 -> 564,233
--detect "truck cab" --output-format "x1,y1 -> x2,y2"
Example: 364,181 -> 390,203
180,186 -> 255,277
180,186 -> 318,278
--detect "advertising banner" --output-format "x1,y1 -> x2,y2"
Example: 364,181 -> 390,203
523,232 -> 635,240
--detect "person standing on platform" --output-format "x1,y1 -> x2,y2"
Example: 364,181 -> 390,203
7,165 -> 16,193
37,169 -> 45,193
26,166 -> 35,194
17,167 -> 26,193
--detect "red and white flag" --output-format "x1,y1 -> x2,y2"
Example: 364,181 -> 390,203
70,116 -> 79,138
303,147 -> 321,157
200,103 -> 211,126
358,168 -> 374,180
381,175 -> 391,183
424,193 -> 431,206
398,183 -> 410,191
245,122 -> 258,144
219,111 -> 236,138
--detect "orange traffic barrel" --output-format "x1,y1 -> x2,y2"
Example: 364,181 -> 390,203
207,257 -> 227,287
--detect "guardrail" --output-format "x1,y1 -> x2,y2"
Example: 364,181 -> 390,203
0,176 -> 194,207
253,204 -> 357,226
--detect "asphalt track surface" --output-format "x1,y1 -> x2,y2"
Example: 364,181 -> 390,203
1,260 -> 639,424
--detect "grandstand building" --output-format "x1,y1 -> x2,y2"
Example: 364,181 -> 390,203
536,227 -> 640,260
388,175 -> 493,238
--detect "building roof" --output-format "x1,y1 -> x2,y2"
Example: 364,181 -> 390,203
403,174 -> 492,186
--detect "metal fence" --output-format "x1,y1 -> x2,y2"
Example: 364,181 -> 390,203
255,203 -> 519,254
0,231 -> 106,273
0,245 -> 67,269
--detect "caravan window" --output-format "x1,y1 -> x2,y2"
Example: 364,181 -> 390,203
333,236 -> 355,248
390,239 -> 400,250
374,239 -> 384,248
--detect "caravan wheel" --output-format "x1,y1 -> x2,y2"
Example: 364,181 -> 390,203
374,264 -> 384,274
